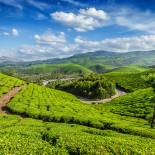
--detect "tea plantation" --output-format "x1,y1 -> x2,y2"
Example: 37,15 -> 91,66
0,115 -> 155,154
0,73 -> 25,97
96,88 -> 154,119
0,73 -> 155,154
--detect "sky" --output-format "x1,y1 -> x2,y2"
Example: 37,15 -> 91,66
0,0 -> 155,60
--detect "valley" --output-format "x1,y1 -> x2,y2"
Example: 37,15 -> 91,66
0,50 -> 155,154
1,1 -> 155,154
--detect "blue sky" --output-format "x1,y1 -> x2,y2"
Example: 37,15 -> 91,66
0,0 -> 155,60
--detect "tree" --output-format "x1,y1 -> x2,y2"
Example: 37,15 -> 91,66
142,74 -> 155,128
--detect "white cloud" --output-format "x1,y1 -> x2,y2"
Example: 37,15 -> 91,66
74,35 -> 155,52
17,31 -> 155,60
3,32 -> 10,36
61,0 -> 87,7
11,28 -> 19,36
27,0 -> 50,10
0,28 -> 19,37
51,7 -> 155,34
34,31 -> 66,45
0,0 -> 23,10
51,8 -> 109,32
112,8 -> 155,34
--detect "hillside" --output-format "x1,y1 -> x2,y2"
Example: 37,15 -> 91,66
0,73 -> 25,97
1,51 -> 155,82
108,66 -> 148,73
1,50 -> 155,70
89,64 -> 115,73
20,63 -> 92,75
104,70 -> 154,92
0,115 -> 155,154
0,56 -> 21,66
32,50 -> 155,67
0,73 -> 155,154
96,88 -> 154,119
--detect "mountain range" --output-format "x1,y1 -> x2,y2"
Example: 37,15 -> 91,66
1,50 -> 155,68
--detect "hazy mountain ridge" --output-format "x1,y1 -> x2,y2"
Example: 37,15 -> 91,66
37,50 -> 155,67
1,50 -> 155,67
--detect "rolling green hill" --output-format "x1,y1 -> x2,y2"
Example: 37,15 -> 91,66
89,64 -> 114,73
0,73 -> 155,153
108,66 -> 148,73
104,69 -> 155,92
96,88 -> 154,119
6,82 -> 155,138
33,50 -> 155,67
20,63 -> 92,76
0,63 -> 92,83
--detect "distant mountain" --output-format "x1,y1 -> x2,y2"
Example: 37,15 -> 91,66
1,50 -> 155,69
35,50 -> 155,67
0,56 -> 21,66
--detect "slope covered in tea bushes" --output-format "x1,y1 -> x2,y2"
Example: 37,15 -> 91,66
0,73 -> 25,97
96,88 -> 154,119
0,115 -> 155,155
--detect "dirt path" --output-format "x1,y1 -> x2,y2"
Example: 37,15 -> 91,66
79,89 -> 126,104
0,86 -> 25,114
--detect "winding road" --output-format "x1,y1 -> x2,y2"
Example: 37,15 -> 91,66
79,89 -> 126,104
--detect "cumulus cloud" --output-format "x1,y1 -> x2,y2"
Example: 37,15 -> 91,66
51,7 -> 155,34
17,31 -> 155,60
34,32 -> 66,45
74,35 -> 155,52
113,8 -> 155,34
11,28 -> 19,36
51,8 -> 109,32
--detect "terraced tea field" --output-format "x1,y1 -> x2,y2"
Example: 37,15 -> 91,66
0,115 -> 155,155
0,73 -> 25,97
0,73 -> 155,154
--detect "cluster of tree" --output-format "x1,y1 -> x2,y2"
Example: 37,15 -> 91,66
57,74 -> 115,99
